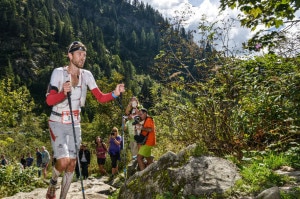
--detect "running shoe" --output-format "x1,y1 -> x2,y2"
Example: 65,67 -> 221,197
46,182 -> 57,199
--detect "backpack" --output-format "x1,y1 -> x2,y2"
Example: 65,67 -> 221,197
134,133 -> 149,145
46,67 -> 69,95
133,117 -> 151,145
46,67 -> 88,106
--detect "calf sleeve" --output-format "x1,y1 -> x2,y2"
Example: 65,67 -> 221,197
50,167 -> 60,185
59,171 -> 74,199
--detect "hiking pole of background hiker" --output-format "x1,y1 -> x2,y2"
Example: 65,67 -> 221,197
116,92 -> 127,181
67,90 -> 86,199
121,114 -> 127,180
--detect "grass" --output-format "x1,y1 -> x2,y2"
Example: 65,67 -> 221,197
229,149 -> 299,198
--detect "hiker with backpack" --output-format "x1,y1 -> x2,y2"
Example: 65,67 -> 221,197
135,108 -> 156,171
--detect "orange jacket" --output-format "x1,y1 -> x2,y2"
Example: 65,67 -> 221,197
141,117 -> 156,146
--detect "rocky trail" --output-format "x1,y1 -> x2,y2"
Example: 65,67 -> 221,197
2,156 -> 300,199
3,175 -> 119,199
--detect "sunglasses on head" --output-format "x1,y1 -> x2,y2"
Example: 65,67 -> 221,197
68,41 -> 87,53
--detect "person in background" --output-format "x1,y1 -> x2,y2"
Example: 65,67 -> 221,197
45,41 -> 125,199
79,144 -> 91,179
136,108 -> 156,171
20,154 -> 26,169
36,147 -> 42,177
108,127 -> 122,179
41,146 -> 50,179
125,96 -> 141,116
95,136 -> 108,176
26,152 -> 34,167
125,116 -> 138,159
1,154 -> 8,166
124,97 -> 142,159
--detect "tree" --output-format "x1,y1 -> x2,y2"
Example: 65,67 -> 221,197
269,31 -> 300,57
146,28 -> 156,49
123,60 -> 136,90
130,30 -> 138,49
140,28 -> 146,47
220,0 -> 300,30
220,0 -> 300,52
0,78 -> 35,129
139,76 -> 154,109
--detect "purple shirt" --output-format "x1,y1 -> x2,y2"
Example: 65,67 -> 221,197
108,135 -> 122,155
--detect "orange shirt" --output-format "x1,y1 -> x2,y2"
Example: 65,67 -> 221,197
141,117 -> 156,146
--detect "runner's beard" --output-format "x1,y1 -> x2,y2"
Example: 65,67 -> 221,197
72,59 -> 85,68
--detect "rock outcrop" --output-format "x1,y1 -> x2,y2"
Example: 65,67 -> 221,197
119,144 -> 241,198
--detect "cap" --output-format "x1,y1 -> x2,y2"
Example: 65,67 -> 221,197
141,108 -> 148,114
68,41 -> 87,53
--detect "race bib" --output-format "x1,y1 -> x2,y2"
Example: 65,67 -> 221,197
61,110 -> 79,124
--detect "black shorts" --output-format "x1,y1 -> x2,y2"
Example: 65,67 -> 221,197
110,153 -> 120,168
97,158 -> 106,165
42,163 -> 48,168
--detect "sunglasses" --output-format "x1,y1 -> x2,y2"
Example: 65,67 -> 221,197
68,41 -> 87,53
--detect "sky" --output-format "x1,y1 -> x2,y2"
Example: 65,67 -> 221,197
141,0 -> 251,53
141,0 -> 300,56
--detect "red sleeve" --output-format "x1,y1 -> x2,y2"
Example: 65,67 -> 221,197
46,90 -> 67,106
91,88 -> 114,103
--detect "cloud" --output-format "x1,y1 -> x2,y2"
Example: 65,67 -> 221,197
142,0 -> 251,53
142,0 -> 300,56
143,0 -> 186,10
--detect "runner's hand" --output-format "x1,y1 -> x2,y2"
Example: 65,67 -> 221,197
113,83 -> 125,96
63,82 -> 71,95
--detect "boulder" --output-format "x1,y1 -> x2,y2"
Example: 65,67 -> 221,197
119,144 -> 241,198
256,186 -> 280,199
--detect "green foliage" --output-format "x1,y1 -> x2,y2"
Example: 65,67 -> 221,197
192,142 -> 209,157
108,188 -> 120,199
0,164 -> 46,198
229,150 -> 296,196
220,0 -> 299,30
280,187 -> 300,199
154,192 -> 185,199
274,142 -> 300,168
0,78 -> 35,129
152,54 -> 300,161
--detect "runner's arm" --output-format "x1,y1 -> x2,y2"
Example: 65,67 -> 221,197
46,89 -> 66,106
91,88 -> 114,103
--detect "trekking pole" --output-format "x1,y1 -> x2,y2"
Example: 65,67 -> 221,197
67,92 -> 86,199
119,93 -> 127,180
122,114 -> 127,180
116,93 -> 127,181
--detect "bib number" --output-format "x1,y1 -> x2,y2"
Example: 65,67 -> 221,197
61,110 -> 79,124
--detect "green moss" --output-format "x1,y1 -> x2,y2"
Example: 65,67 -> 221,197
192,143 -> 209,157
